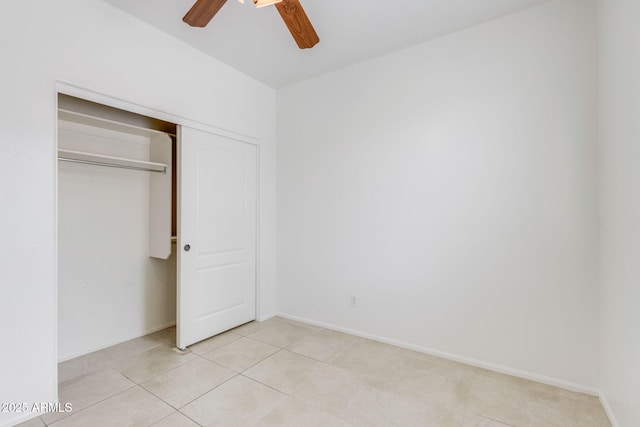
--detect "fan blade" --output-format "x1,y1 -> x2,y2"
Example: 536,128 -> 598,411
183,0 -> 228,27
275,0 -> 319,49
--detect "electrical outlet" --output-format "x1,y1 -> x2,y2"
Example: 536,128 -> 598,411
350,295 -> 357,307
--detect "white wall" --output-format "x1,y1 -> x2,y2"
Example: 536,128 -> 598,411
0,1 -> 276,425
57,120 -> 176,361
598,0 -> 640,425
277,0 -> 599,391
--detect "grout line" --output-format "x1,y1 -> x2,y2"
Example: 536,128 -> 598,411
238,348 -> 285,373
137,370 -> 240,412
44,383 -> 139,425
176,409 -> 205,427
175,372 -> 241,411
149,411 -> 185,427
55,324 -> 605,427
238,372 -> 292,397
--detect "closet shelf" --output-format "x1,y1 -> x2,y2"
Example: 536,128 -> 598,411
58,149 -> 168,174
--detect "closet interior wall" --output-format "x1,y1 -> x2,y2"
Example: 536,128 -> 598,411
57,95 -> 177,361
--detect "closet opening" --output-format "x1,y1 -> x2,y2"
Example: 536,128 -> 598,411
56,94 -> 178,364
56,90 -> 259,391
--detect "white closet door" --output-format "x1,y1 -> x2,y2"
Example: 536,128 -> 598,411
177,126 -> 257,349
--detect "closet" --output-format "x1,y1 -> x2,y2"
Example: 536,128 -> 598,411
57,94 -> 258,361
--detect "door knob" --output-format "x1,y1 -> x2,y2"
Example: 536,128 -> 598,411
184,244 -> 191,252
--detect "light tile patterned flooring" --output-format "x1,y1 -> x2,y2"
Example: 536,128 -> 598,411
18,317 -> 610,427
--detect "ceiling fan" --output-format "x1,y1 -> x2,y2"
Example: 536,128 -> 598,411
183,0 -> 320,49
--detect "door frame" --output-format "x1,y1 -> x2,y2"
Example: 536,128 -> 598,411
53,81 -> 262,364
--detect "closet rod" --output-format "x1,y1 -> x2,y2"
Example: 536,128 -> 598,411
58,149 -> 168,174
58,157 -> 167,173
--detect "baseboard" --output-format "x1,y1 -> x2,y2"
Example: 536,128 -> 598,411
0,410 -> 41,427
599,392 -> 620,427
276,312 -> 599,396
58,321 -> 176,363
257,312 -> 277,322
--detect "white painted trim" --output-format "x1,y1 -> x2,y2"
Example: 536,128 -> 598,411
52,83 -> 60,407
1,412 -> 41,427
55,81 -> 260,146
255,145 -> 262,321
176,126 -> 184,350
276,312 -> 599,396
57,321 -> 177,363
599,393 -> 620,427
257,312 -> 277,322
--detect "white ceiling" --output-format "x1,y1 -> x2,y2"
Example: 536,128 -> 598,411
102,0 -> 550,88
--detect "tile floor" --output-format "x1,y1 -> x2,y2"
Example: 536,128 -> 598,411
17,317 -> 610,427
